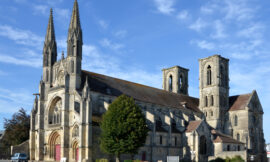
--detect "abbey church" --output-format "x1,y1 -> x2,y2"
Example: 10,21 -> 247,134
29,1 -> 266,162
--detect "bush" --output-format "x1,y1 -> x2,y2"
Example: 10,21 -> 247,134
210,156 -> 244,162
209,157 -> 225,162
96,159 -> 109,162
124,160 -> 133,162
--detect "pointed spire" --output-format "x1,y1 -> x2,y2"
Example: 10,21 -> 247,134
45,8 -> 56,43
61,51 -> 65,60
69,0 -> 81,30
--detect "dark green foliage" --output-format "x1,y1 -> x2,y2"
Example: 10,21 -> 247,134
95,159 -> 109,162
209,157 -> 225,162
100,95 -> 148,157
210,156 -> 244,162
1,108 -> 30,147
124,160 -> 133,162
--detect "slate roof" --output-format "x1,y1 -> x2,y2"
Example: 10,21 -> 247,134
229,93 -> 252,111
185,120 -> 202,132
211,130 -> 243,144
82,70 -> 201,113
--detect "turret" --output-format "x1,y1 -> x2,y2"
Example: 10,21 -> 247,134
43,9 -> 57,85
67,0 -> 83,90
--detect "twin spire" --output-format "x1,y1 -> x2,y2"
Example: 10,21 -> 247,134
69,0 -> 81,30
45,8 -> 56,43
44,0 -> 82,50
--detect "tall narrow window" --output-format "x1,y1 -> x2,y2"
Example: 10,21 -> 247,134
234,115 -> 238,126
211,111 -> 213,116
220,66 -> 224,86
71,60 -> 74,73
205,96 -> 208,107
175,137 -> 177,146
169,75 -> 173,92
160,135 -> 163,145
199,136 -> 207,155
179,75 -> 183,89
210,95 -> 214,106
227,145 -> 230,151
236,133 -> 240,141
207,65 -> 212,85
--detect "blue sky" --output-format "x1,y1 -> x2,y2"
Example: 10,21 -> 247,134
0,0 -> 269,143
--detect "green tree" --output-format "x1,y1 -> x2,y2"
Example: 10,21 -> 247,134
100,95 -> 148,162
1,108 -> 30,147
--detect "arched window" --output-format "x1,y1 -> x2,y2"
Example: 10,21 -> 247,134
234,115 -> 238,126
169,75 -> 173,92
175,136 -> 177,146
205,111 -> 207,117
237,145 -> 240,151
236,133 -> 240,141
227,145 -> 230,151
210,95 -> 214,106
205,96 -> 208,107
199,136 -> 207,154
48,97 -> 62,125
207,65 -> 212,85
211,111 -> 213,116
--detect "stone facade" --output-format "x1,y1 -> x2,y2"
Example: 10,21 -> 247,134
29,1 -> 266,162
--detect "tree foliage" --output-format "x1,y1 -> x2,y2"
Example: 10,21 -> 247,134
1,108 -> 30,146
210,156 -> 244,162
100,95 -> 148,158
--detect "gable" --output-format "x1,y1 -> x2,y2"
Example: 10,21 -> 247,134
229,93 -> 252,111
247,90 -> 263,113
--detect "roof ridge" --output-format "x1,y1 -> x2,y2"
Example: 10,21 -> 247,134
82,70 -> 198,100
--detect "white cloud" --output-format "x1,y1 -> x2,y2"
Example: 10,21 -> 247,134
99,38 -> 124,51
0,25 -> 43,48
82,44 -> 162,88
237,23 -> 264,39
153,0 -> 175,15
0,87 -> 33,114
189,18 -> 207,32
114,30 -> 127,38
0,54 -> 41,68
211,20 -> 227,39
177,10 -> 189,20
33,4 -> 48,15
98,20 -> 108,29
192,40 -> 215,50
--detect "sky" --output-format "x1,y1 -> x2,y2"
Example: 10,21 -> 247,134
0,0 -> 269,143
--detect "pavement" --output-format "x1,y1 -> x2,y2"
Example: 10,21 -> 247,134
0,160 -> 11,162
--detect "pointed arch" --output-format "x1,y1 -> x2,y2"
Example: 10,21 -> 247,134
48,131 -> 61,160
72,140 -> 79,161
48,97 -> 62,125
199,135 -> 207,155
72,125 -> 79,137
207,65 -> 212,85
169,75 -> 173,92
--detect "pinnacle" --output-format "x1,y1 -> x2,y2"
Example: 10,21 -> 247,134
69,0 -> 81,30
45,8 -> 56,43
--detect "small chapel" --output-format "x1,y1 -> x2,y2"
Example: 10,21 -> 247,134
29,1 -> 267,162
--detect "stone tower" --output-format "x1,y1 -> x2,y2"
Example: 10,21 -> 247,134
199,55 -> 229,130
43,8 -> 57,86
162,66 -> 189,95
67,0 -> 83,90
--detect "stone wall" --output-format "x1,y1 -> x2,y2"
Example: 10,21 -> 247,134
11,140 -> 29,157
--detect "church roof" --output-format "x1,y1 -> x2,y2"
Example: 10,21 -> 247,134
82,70 -> 201,113
212,130 -> 244,144
185,120 -> 202,133
229,92 -> 252,111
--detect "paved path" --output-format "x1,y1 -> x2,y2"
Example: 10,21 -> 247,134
0,160 -> 11,162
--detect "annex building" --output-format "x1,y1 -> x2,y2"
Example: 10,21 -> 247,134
29,1 -> 267,162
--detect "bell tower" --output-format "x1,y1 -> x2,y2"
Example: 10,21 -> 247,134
162,66 -> 189,95
199,55 -> 229,130
67,0 -> 83,90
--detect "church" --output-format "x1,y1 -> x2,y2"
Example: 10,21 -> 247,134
29,1 -> 266,162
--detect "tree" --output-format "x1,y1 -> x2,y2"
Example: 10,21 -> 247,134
1,108 -> 30,147
100,95 -> 148,162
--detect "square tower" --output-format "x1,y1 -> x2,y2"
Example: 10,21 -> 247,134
162,66 -> 189,95
199,55 -> 229,130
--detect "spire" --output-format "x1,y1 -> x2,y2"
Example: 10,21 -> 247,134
45,8 -> 55,43
69,0 -> 81,30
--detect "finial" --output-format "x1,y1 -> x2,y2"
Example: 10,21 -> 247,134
61,51 -> 65,60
